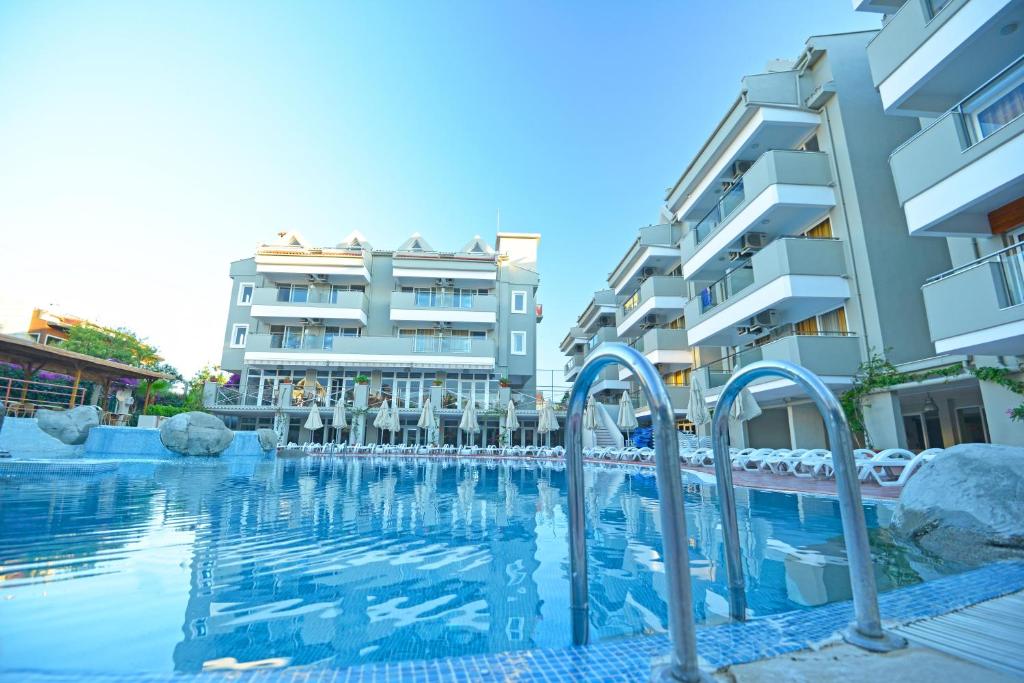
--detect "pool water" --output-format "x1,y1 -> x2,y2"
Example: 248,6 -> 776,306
0,457 -> 951,676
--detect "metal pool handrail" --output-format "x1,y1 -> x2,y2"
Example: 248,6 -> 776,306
711,359 -> 907,652
565,342 -> 710,682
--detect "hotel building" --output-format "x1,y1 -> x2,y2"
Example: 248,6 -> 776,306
209,230 -> 544,446
566,26 -> 1023,449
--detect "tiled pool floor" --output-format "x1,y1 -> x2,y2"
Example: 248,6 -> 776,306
5,561 -> 1022,683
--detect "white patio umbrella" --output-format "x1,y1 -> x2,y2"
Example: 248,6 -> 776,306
388,392 -> 403,440
504,399 -> 520,447
617,391 -> 638,438
303,402 -> 324,432
688,378 -> 711,434
545,402 -> 560,433
584,396 -> 600,431
373,399 -> 392,442
537,398 -> 551,435
417,399 -> 437,446
332,400 -> 348,442
459,399 -> 480,446
730,387 -> 762,424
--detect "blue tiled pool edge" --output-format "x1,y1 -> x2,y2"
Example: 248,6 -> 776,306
4,561 -> 1022,683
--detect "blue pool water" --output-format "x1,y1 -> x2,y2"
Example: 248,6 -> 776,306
0,457 -> 951,676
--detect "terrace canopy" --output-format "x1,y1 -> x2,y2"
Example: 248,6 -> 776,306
0,333 -> 174,409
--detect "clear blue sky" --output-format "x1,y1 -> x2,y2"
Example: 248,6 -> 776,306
0,1 -> 878,380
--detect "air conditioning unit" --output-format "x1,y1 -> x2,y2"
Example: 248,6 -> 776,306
750,309 -> 778,328
741,232 -> 768,251
640,267 -> 656,278
640,314 -> 658,329
307,273 -> 328,283
435,278 -> 447,287
736,325 -> 751,336
444,278 -> 455,287
727,250 -> 744,261
731,160 -> 752,179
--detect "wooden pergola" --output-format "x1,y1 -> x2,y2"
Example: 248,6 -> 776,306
0,333 -> 174,410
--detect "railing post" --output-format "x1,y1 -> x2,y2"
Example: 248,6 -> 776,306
711,359 -> 906,652
566,342 -> 709,682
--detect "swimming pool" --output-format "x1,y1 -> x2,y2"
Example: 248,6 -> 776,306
0,456 -> 953,677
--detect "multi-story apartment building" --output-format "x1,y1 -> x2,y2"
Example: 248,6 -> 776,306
855,0 -> 1024,446
560,227 -> 693,433
667,31 -> 971,450
210,230 -> 543,446
564,29 -> 1021,451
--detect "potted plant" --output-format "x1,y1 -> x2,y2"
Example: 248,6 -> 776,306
354,374 -> 370,385
498,376 -> 510,388
432,378 -> 443,386
280,377 -> 292,384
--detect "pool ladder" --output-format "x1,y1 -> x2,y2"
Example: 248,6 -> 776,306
565,344 -> 905,682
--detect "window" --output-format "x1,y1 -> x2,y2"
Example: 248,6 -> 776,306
28,332 -> 40,342
511,330 -> 526,355
964,61 -> 1024,143
926,0 -> 952,18
238,282 -> 255,305
511,290 -> 527,314
230,324 -> 249,348
804,218 -> 833,239
276,284 -> 308,303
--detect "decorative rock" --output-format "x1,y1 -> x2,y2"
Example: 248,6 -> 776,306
159,411 -> 234,456
36,405 -> 102,445
256,428 -> 279,452
891,443 -> 1024,563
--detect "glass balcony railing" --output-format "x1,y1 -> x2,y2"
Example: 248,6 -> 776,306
929,242 -> 1024,308
693,179 -> 745,245
412,292 -> 476,309
410,336 -> 474,353
700,262 -> 755,313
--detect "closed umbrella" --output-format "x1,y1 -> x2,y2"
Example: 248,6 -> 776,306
730,387 -> 762,423
459,399 -> 480,447
584,396 -> 600,431
504,399 -> 520,447
545,402 -> 560,433
388,392 -> 403,440
537,399 -> 551,435
304,402 -> 324,432
332,400 -> 348,442
417,399 -> 437,446
617,392 -> 638,439
688,378 -> 711,433
373,399 -> 392,442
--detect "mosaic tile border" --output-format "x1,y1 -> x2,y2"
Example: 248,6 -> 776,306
4,561 -> 1022,683
0,459 -> 119,478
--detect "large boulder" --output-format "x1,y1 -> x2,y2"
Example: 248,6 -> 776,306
256,428 -> 279,452
36,405 -> 102,445
159,411 -> 234,456
891,443 -> 1024,563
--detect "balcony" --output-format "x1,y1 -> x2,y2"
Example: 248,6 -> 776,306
584,327 -> 619,358
680,151 -> 835,280
665,71 -> 821,221
697,333 -> 861,402
922,243 -> 1024,355
686,237 -> 849,347
632,385 -> 690,417
618,328 -> 692,380
255,245 -> 371,283
564,353 -> 584,381
866,0 -> 1024,115
389,291 -> 498,326
243,334 -> 496,370
615,276 -> 688,337
608,223 -> 683,294
391,253 -> 498,284
250,287 -> 368,325
578,290 -> 618,334
560,326 -> 588,354
889,56 -> 1024,236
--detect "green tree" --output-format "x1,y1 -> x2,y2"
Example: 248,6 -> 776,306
62,324 -> 173,372
182,364 -> 223,412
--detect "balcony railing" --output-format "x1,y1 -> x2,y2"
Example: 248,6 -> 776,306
693,180 -> 745,245
890,55 -> 1024,205
700,262 -> 755,313
245,333 -> 494,358
252,287 -> 368,309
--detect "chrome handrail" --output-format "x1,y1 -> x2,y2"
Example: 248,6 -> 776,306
565,342 -> 709,682
925,242 -> 1023,283
711,359 -> 907,652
